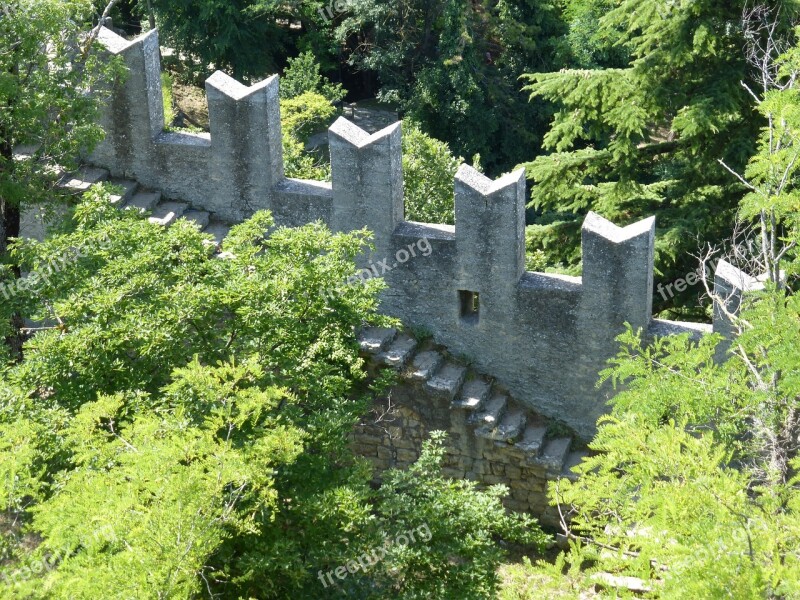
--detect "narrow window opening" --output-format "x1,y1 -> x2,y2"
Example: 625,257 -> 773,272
459,290 -> 480,324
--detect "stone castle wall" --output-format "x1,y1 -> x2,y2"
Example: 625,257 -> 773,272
90,27 -> 754,440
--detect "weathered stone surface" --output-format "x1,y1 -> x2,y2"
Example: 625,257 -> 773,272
377,334 -> 417,368
471,393 -> 507,425
203,221 -> 231,247
561,450 -> 588,482
478,408 -> 526,442
358,327 -> 397,354
108,179 -> 138,204
406,351 -> 443,382
182,209 -> 211,230
59,167 -> 110,192
534,438 -> 572,471
516,425 -> 547,455
426,362 -> 467,400
125,191 -> 161,212
453,377 -> 492,411
149,201 -> 189,226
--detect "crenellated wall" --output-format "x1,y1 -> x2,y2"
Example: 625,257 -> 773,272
90,28 -> 756,439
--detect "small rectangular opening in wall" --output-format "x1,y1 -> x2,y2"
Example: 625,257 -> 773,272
459,290 -> 480,324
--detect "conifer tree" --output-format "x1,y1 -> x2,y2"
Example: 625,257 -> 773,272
521,0 -> 800,317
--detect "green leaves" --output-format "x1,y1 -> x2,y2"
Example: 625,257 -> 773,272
401,120 -> 463,225
519,0 -> 768,314
0,184 -> 551,598
511,283 -> 800,597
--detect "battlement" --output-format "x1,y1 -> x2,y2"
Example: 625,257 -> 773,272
91,28 -> 747,438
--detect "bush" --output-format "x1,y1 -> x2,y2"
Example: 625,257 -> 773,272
401,121 -> 462,225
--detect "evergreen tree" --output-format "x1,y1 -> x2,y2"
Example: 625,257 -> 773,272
521,0 -> 800,317
337,0 -> 565,175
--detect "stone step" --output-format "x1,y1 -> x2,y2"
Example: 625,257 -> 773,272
470,393 -> 507,426
452,377 -> 492,411
478,408 -> 526,442
426,362 -> 467,401
561,450 -> 588,482
358,327 -> 397,355
58,167 -> 109,193
377,334 -> 417,368
203,221 -> 231,249
13,144 -> 40,160
108,179 -> 138,205
516,425 -> 548,455
182,209 -> 211,230
406,350 -> 443,382
125,191 -> 162,212
149,201 -> 189,226
533,437 -> 572,472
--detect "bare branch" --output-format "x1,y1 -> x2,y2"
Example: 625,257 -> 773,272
82,0 -> 121,59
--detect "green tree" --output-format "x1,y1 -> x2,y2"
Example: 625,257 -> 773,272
337,0 -> 565,175
0,188 -> 546,598
402,121 -> 462,225
504,27 -> 800,597
0,0 -> 121,357
280,50 -> 346,104
0,0 -> 120,253
520,0 -> 800,316
281,91 -> 338,180
146,0 -> 342,82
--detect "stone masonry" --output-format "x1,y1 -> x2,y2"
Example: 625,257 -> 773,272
84,26 -> 759,440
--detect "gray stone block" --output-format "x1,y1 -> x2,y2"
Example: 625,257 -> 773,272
471,393 -> 507,426
125,191 -> 161,212
453,377 -> 492,411
478,408 -> 526,442
149,201 -> 189,226
426,362 -> 467,400
203,221 -> 231,248
108,179 -> 138,205
182,210 -> 211,230
59,167 -> 109,193
406,350 -> 443,382
358,327 -> 397,354
560,450 -> 588,482
516,425 -> 547,455
377,334 -> 417,368
534,438 -> 572,471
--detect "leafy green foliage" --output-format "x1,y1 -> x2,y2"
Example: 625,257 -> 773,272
281,51 -> 346,104
0,0 -> 121,253
146,0 -> 284,81
555,0 -> 629,69
507,285 -> 800,597
146,0 -> 344,83
337,0 -> 565,175
520,0 -> 800,316
401,121 -> 462,225
281,91 -> 337,180
0,187 -> 547,598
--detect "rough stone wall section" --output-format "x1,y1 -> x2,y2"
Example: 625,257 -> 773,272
353,327 -> 586,527
89,27 -> 759,440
